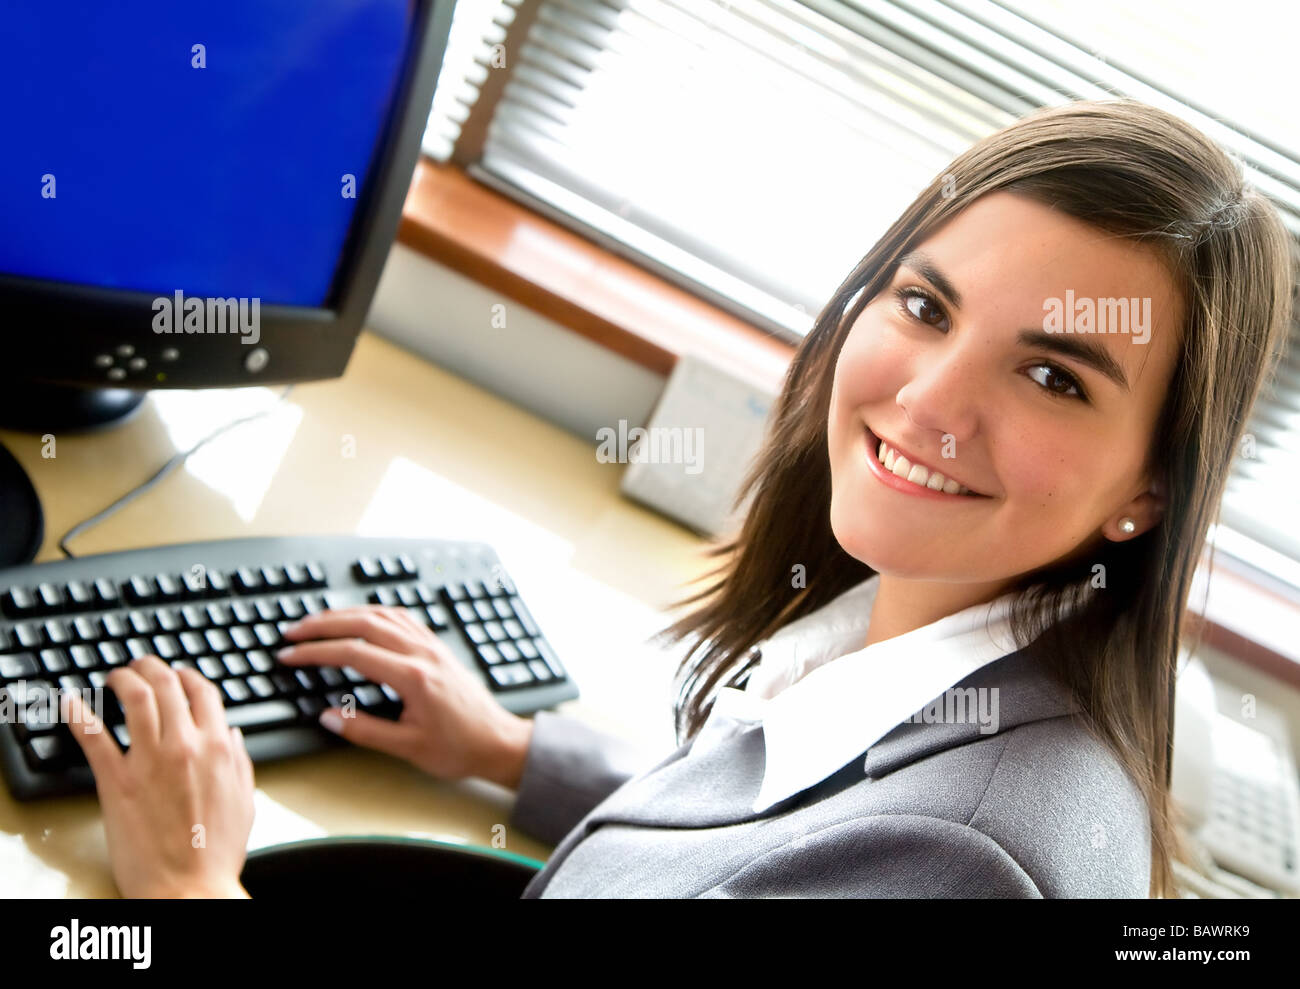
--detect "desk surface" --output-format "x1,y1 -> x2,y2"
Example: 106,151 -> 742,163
0,331 -> 710,896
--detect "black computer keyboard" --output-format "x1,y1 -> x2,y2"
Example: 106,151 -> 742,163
0,536 -> 577,799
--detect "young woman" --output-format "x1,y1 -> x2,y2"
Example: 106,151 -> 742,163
65,99 -> 1294,898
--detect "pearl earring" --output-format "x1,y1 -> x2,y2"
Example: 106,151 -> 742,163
1119,517 -> 1136,534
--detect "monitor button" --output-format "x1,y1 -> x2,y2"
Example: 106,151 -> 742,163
244,347 -> 270,373
127,356 -> 147,371
106,367 -> 126,381
115,344 -> 134,358
93,354 -> 113,368
161,348 -> 180,361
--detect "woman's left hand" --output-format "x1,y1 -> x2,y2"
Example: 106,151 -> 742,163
63,656 -> 256,898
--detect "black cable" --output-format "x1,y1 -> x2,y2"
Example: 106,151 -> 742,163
58,385 -> 297,559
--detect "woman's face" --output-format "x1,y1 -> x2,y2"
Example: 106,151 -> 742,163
828,190 -> 1183,589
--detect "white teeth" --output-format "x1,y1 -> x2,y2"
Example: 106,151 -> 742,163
874,436 -> 973,495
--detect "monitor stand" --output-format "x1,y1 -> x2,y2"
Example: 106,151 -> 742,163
0,382 -> 147,567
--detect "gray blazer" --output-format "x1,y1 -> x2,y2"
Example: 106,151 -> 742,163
508,646 -> 1152,897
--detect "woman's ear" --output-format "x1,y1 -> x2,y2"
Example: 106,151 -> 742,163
1109,475 -> 1167,540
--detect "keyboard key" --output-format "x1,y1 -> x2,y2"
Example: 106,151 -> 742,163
453,602 -> 477,625
508,598 -> 541,637
304,562 -> 327,587
355,684 -> 384,708
224,700 -> 299,731
484,621 -> 507,643
424,604 -> 450,630
260,565 -> 287,589
101,613 -> 130,639
69,645 -> 98,670
181,570 -> 209,597
155,574 -> 183,601
516,639 -> 539,660
179,631 -> 208,656
126,576 -> 157,605
205,628 -> 234,654
502,619 -> 526,640
197,657 -> 224,680
472,600 -> 495,623
38,649 -> 70,675
1,586 -> 39,619
492,599 -> 513,621
489,663 -> 534,688
71,616 -> 101,642
93,579 -> 121,608
0,652 -> 39,679
255,599 -> 282,622
229,626 -> 256,650
441,582 -> 468,604
181,604 -> 210,629
98,641 -> 128,666
41,620 -> 71,646
128,611 -> 156,635
271,672 -> 298,694
498,641 -> 520,663
66,580 -> 97,609
247,649 -> 274,673
528,659 -> 554,682
535,640 -> 565,679
353,558 -> 383,582
206,570 -> 231,597
278,597 -> 305,621
222,654 -> 250,677
246,675 -> 274,699
477,644 -> 502,666
233,568 -> 264,593
37,583 -> 66,612
222,679 -> 251,703
155,608 -> 185,633
293,670 -> 317,692
13,623 -> 42,649
297,695 -> 325,719
231,601 -> 258,624
25,734 -> 69,771
151,636 -> 180,661
205,602 -> 234,627
378,555 -> 404,580
125,638 -> 154,660
464,624 -> 488,645
252,623 -> 281,648
318,667 -> 344,688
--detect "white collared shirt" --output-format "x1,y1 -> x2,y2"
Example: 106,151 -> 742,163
689,574 -> 1024,814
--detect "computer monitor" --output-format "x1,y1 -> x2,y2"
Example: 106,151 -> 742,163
0,0 -> 453,423
0,0 -> 456,562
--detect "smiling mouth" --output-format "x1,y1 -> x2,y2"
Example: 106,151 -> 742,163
864,426 -> 990,498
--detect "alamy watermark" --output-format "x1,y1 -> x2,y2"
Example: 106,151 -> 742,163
151,290 -> 261,345
596,418 -> 704,475
1043,291 -> 1151,345
901,686 -> 999,734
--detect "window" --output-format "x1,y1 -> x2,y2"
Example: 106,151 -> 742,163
424,0 -> 1300,584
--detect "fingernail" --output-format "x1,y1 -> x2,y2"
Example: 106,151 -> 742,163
276,646 -> 295,658
319,710 -> 344,735
282,621 -> 302,633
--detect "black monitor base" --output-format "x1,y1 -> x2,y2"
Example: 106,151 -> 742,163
0,380 -> 146,434
0,381 -> 147,567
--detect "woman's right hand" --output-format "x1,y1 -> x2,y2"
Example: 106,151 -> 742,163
274,606 -> 534,789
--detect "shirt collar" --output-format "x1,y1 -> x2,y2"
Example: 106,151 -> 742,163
694,574 -> 1027,814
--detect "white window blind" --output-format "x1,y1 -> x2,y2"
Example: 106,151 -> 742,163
425,0 -> 1300,581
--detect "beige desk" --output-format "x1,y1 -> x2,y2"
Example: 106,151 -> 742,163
0,332 -> 710,896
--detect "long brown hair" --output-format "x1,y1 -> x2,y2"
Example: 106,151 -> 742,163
648,99 -> 1295,898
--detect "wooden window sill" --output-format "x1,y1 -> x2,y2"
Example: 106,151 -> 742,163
395,155 -> 1300,689
397,157 -> 795,390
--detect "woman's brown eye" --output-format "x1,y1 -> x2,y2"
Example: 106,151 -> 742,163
896,288 -> 947,327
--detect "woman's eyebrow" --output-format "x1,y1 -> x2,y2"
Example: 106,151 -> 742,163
895,250 -> 1131,393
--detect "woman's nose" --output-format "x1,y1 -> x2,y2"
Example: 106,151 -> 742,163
893,342 -> 982,441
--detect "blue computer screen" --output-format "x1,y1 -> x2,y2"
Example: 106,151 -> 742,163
0,0 -> 413,306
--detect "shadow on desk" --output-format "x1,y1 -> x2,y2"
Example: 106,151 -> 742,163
239,834 -> 544,898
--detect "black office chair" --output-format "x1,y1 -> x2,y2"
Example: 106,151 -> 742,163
240,835 -> 544,899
